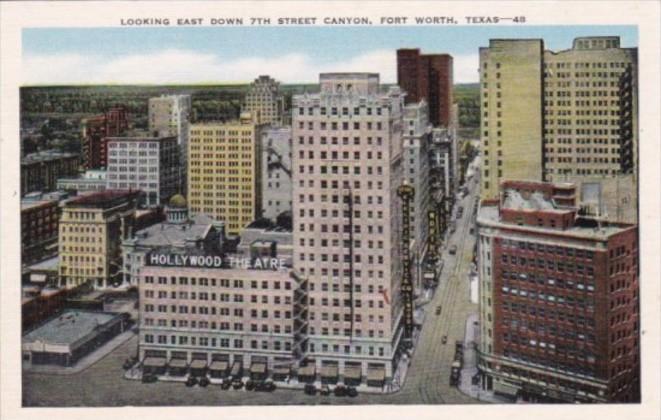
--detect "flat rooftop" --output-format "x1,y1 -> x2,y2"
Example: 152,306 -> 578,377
28,256 -> 59,272
64,190 -> 138,208
23,310 -> 120,346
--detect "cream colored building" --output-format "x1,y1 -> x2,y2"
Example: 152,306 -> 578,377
58,190 -> 139,289
188,114 -> 262,236
479,36 -> 638,223
291,73 -> 406,385
242,75 -> 285,125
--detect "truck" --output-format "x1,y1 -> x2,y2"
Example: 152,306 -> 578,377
449,360 -> 462,386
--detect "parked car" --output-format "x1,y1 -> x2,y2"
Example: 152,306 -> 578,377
185,376 -> 198,387
255,380 -> 276,392
333,385 -> 347,397
232,378 -> 244,390
220,380 -> 232,390
435,305 -> 442,316
347,387 -> 358,398
442,335 -> 448,344
304,384 -> 317,395
449,245 -> 458,255
319,385 -> 331,396
142,373 -> 157,384
245,379 -> 256,391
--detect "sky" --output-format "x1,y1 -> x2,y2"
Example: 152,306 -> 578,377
22,25 -> 637,85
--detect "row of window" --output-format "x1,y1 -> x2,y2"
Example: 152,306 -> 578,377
297,106 -> 385,117
144,276 -> 293,290
144,334 -> 292,351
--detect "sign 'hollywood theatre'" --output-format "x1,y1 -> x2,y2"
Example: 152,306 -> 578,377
148,253 -> 224,268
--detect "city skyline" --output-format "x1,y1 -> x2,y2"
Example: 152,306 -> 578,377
22,25 -> 637,85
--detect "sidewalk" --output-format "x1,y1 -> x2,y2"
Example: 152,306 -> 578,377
24,328 -> 137,375
457,313 -> 511,403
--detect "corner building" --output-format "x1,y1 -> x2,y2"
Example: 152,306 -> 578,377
292,73 -> 406,385
477,181 -> 639,402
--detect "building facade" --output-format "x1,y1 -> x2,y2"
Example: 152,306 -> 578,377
397,49 -> 454,127
82,106 -> 129,170
137,257 -> 308,379
21,150 -> 80,196
479,37 -> 638,223
21,197 -> 60,265
402,101 -> 433,291
291,73 -> 406,384
188,114 -> 262,236
149,95 -> 192,192
237,217 -> 293,268
106,135 -> 181,207
57,169 -> 107,194
261,126 -> 293,221
477,180 -> 639,403
242,75 -> 286,125
121,195 -> 225,286
58,190 -> 139,289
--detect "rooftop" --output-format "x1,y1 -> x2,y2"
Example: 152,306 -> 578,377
23,310 -> 121,346
22,150 -> 77,165
129,213 -> 217,247
28,256 -> 59,272
502,189 -> 557,212
64,190 -> 139,208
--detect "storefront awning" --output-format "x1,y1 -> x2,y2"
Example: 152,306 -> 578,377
320,365 -> 339,379
209,360 -> 228,371
298,364 -> 315,377
190,359 -> 207,369
344,365 -> 362,380
250,363 -> 267,374
273,365 -> 290,375
367,366 -> 386,382
143,357 -> 167,368
168,358 -> 188,368
230,361 -> 242,376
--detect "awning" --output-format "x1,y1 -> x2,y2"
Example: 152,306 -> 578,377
143,357 -> 166,367
298,364 -> 315,377
367,366 -> 386,382
494,380 -> 520,397
30,273 -> 47,282
320,365 -> 339,379
344,365 -> 362,380
168,358 -> 188,368
190,359 -> 207,369
250,363 -> 267,374
209,361 -> 228,371
230,361 -> 242,376
273,365 -> 290,375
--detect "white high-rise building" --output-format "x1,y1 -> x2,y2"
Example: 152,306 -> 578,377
291,73 -> 406,386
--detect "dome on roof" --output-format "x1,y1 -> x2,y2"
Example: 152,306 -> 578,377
168,194 -> 187,208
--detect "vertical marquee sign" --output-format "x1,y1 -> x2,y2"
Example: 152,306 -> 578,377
398,183 -> 415,340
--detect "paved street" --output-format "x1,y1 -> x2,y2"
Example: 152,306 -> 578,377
23,171 -> 483,407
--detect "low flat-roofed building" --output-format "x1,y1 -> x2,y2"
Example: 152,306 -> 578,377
236,215 -> 293,268
26,256 -> 59,286
22,309 -> 129,366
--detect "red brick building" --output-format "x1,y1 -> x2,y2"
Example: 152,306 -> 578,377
477,181 -> 639,403
397,49 -> 453,127
82,106 -> 129,169
21,199 -> 60,265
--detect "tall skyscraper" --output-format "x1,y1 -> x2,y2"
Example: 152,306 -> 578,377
149,94 -> 192,192
188,113 -> 262,236
291,73 -> 406,385
479,37 -> 638,222
58,190 -> 139,289
477,180 -> 639,403
397,49 -> 454,128
106,135 -> 181,207
242,75 -> 286,126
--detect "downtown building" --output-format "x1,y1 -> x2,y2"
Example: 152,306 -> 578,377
477,180 -> 639,403
58,190 -> 140,289
397,48 -> 454,127
21,150 -> 80,196
137,250 -> 308,381
149,94 -> 192,192
82,106 -> 129,170
242,75 -> 286,125
291,73 -> 407,385
106,134 -> 181,207
261,126 -> 293,221
479,36 -> 638,223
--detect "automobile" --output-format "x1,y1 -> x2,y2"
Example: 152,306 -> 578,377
123,357 -> 137,370
245,379 -> 256,391
198,377 -> 210,387
255,380 -> 276,392
347,387 -> 358,398
232,378 -> 244,390
141,373 -> 157,383
319,385 -> 331,396
185,376 -> 198,387
220,380 -> 232,390
435,305 -> 442,316
333,385 -> 348,397
442,335 -> 448,345
304,384 -> 317,395
449,245 -> 458,255
469,227 -> 475,235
